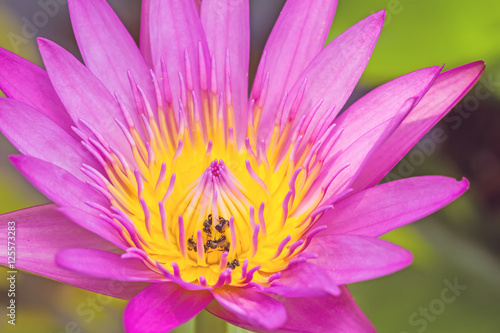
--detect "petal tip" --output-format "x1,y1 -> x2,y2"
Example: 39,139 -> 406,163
54,248 -> 69,269
8,154 -> 23,166
470,60 -> 486,74
328,284 -> 342,297
374,9 -> 387,22
458,177 -> 470,191
473,60 -> 486,68
36,37 -> 51,48
403,248 -> 414,266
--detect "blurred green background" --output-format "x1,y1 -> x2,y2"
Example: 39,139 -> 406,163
0,0 -> 499,332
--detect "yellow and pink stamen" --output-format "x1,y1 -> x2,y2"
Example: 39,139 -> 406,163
76,45 -> 343,288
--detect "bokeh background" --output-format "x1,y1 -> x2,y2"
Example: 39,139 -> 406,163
0,0 -> 499,332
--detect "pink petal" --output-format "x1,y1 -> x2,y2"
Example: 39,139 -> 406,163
260,11 -> 385,142
140,0 -> 152,67
353,61 -> 485,190
307,234 -> 413,284
56,212 -> 211,291
278,286 -> 375,333
69,0 -> 156,126
9,155 -> 107,213
124,283 -> 213,333
58,207 -> 129,249
207,286 -> 374,332
57,248 -> 165,282
0,98 -> 100,182
148,0 -> 210,109
201,0 -> 250,145
310,66 -> 442,201
332,66 -> 442,154
0,47 -> 73,133
318,176 -> 469,237
306,101 -> 413,205
252,0 -> 337,136
0,205 -> 147,299
211,286 -> 287,331
38,38 -> 133,162
264,261 -> 340,298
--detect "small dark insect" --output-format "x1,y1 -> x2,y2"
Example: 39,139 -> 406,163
203,216 -> 212,228
187,237 -> 197,252
206,240 -> 218,249
215,217 -> 229,233
203,214 -> 213,234
202,226 -> 212,235
215,235 -> 228,251
223,242 -> 231,252
227,259 -> 240,270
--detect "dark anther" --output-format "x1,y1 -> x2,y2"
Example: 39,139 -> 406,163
215,217 -> 229,233
227,259 -> 240,270
189,214 -> 231,254
215,235 -> 229,252
203,215 -> 212,228
206,240 -> 218,249
187,237 -> 197,252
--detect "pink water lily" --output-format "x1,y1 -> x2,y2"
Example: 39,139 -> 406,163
0,0 -> 484,332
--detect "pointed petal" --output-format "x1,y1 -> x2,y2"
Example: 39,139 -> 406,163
211,286 -> 286,331
124,283 -> 213,333
0,98 -> 100,182
309,66 -> 442,200
69,0 -> 156,124
58,207 -> 128,249
306,100 -> 413,205
279,286 -> 375,333
56,248 -> 165,282
0,205 -> 147,299
259,11 -> 384,142
354,61 -> 485,189
148,0 -> 210,107
253,0 -> 337,135
201,0 -> 250,145
9,155 -> 107,213
264,261 -> 340,298
0,47 -> 73,132
207,286 -> 374,332
308,234 -> 413,284
318,176 -> 469,237
58,203 -> 210,293
38,38 -> 133,162
313,64 -> 444,200
332,66 -> 442,154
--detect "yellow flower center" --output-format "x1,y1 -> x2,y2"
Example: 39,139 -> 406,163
84,57 -> 332,287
